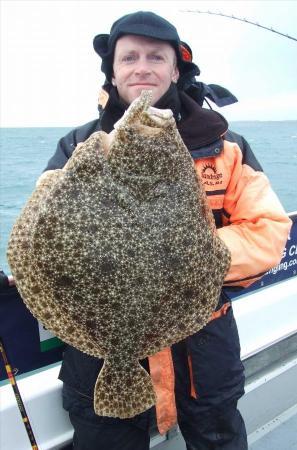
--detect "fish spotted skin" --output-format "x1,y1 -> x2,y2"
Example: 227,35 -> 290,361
7,90 -> 231,418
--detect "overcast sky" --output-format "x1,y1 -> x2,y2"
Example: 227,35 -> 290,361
1,0 -> 297,127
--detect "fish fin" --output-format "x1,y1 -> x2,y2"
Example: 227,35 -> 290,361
94,359 -> 156,418
35,169 -> 63,188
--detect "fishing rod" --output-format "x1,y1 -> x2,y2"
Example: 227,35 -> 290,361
180,9 -> 297,42
0,337 -> 39,450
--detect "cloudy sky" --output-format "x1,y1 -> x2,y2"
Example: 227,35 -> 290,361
1,0 -> 296,126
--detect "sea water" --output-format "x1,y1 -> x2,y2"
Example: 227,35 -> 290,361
0,121 -> 296,273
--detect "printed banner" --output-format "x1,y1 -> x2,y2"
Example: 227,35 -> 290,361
225,212 -> 297,299
38,322 -> 64,352
0,287 -> 64,382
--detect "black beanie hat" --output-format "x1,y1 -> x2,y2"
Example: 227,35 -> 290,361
93,11 -> 200,88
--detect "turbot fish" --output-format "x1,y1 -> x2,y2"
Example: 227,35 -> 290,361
7,90 -> 231,419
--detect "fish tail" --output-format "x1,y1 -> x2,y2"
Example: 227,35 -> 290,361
94,359 -> 156,418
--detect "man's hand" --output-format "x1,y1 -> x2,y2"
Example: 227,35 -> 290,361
0,270 -> 15,288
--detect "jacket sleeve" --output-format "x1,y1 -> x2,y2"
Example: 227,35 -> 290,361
44,119 -> 100,171
45,130 -> 77,170
217,138 -> 292,288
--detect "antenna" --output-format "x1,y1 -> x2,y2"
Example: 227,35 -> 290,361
180,10 -> 297,43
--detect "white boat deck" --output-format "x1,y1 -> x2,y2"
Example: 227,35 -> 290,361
151,404 -> 297,449
249,404 -> 297,450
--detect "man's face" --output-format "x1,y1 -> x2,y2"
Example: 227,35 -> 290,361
112,35 -> 179,106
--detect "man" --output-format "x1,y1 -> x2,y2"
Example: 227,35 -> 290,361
45,11 -> 291,450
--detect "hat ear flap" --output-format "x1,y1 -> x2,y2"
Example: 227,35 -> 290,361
93,34 -> 110,57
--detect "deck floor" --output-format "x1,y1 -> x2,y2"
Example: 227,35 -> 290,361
249,404 -> 297,450
151,404 -> 297,449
